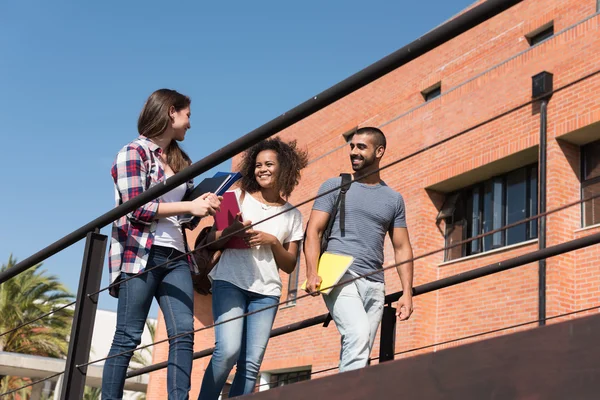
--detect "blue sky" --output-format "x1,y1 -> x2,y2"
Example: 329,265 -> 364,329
0,0 -> 474,317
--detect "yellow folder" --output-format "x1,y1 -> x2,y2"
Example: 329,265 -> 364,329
301,252 -> 355,295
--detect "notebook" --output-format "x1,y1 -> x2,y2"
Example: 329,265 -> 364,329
180,172 -> 242,224
214,191 -> 250,249
301,252 -> 355,295
183,171 -> 242,201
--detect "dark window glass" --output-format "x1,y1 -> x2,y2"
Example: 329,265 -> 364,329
583,181 -> 600,227
482,179 -> 503,251
528,165 -> 538,238
269,370 -> 311,389
425,86 -> 441,101
528,25 -> 554,46
506,168 -> 528,245
444,164 -> 538,261
583,141 -> 600,181
467,187 -> 481,254
582,140 -> 600,227
422,83 -> 442,102
445,194 -> 465,261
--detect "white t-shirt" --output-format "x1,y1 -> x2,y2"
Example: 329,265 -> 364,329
153,177 -> 187,253
209,189 -> 304,297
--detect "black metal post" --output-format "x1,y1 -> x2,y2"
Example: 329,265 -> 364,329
539,99 -> 548,326
532,70 -> 552,326
61,231 -> 107,400
379,305 -> 397,363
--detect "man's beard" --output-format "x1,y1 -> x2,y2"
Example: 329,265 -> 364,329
350,155 -> 375,171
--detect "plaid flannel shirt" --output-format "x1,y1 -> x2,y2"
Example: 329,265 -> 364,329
108,135 -> 199,297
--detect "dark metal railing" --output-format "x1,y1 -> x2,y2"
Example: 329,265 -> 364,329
127,226 -> 600,378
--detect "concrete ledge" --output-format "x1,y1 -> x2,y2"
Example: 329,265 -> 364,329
0,351 -> 148,391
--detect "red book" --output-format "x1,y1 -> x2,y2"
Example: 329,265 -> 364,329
214,192 -> 250,249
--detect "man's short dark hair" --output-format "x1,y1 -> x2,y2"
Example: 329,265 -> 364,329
350,126 -> 387,150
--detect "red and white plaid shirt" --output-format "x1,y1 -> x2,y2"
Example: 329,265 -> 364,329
108,135 -> 199,297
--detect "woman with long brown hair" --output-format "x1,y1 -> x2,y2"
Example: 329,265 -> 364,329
103,89 -> 221,399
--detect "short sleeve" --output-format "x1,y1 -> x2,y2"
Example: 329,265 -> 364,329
312,178 -> 340,215
284,209 -> 304,243
394,194 -> 407,228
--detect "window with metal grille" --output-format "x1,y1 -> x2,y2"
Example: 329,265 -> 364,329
441,164 -> 538,261
582,140 -> 600,227
268,369 -> 311,389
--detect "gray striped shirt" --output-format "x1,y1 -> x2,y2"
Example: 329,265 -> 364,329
313,177 -> 407,283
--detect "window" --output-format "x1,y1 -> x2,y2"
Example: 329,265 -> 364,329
526,22 -> 554,46
285,252 -> 301,306
582,140 -> 600,227
268,369 -> 311,389
421,82 -> 441,102
443,164 -> 538,261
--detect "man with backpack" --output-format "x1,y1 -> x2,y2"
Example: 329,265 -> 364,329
304,126 -> 414,372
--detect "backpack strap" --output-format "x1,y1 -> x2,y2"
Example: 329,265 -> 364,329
320,173 -> 352,329
322,173 -> 353,249
337,173 -> 352,236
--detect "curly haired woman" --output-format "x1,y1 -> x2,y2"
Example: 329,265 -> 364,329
198,138 -> 308,399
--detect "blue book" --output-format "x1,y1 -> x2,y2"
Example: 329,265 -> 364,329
180,171 -> 242,224
183,171 -> 242,201
212,171 -> 243,195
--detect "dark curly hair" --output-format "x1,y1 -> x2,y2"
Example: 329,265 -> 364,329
238,137 -> 309,198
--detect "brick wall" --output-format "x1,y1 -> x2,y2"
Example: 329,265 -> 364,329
147,1 -> 600,397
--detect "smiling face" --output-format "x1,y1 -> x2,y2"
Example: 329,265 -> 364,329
254,149 -> 280,190
349,133 -> 384,172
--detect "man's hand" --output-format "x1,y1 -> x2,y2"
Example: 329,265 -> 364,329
305,274 -> 323,296
396,294 -> 413,321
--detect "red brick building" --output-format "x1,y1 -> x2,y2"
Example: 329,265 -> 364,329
148,0 -> 600,397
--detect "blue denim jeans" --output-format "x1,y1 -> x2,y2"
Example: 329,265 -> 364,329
198,280 -> 279,399
102,245 -> 195,400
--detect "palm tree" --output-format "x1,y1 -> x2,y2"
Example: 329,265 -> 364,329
0,376 -> 30,399
82,385 -> 101,400
128,319 -> 156,400
0,255 -> 74,396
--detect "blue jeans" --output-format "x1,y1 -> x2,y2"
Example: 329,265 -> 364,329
102,245 -> 195,400
198,280 -> 279,399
